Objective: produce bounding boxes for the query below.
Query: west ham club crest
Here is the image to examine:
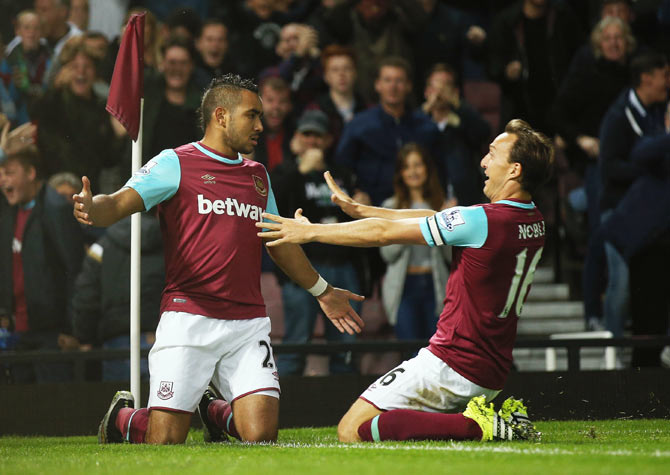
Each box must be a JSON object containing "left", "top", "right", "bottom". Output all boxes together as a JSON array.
[{"left": 157, "top": 380, "right": 174, "bottom": 400}]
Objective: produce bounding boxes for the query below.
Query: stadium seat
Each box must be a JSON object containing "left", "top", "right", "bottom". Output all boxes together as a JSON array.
[{"left": 462, "top": 80, "right": 501, "bottom": 134}]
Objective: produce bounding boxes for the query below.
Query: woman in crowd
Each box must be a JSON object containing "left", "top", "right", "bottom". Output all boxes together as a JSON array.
[{"left": 380, "top": 143, "right": 451, "bottom": 340}]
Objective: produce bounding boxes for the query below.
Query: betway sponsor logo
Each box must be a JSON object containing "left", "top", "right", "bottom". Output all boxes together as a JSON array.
[{"left": 197, "top": 194, "right": 264, "bottom": 221}]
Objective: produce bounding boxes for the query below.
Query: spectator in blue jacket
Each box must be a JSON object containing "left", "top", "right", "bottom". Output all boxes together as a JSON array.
[
  {"left": 335, "top": 56, "right": 444, "bottom": 206},
  {"left": 586, "top": 52, "right": 669, "bottom": 337}
]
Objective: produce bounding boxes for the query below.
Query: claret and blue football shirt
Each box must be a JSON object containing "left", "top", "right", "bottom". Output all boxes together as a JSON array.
[
  {"left": 125, "top": 141, "right": 278, "bottom": 320},
  {"left": 419, "top": 200, "right": 546, "bottom": 390}
]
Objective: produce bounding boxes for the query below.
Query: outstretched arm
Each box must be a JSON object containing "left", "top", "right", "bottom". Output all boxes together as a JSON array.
[
  {"left": 259, "top": 212, "right": 426, "bottom": 248},
  {"left": 325, "top": 171, "right": 437, "bottom": 220},
  {"left": 73, "top": 176, "right": 145, "bottom": 227},
  {"left": 265, "top": 229, "right": 365, "bottom": 335}
]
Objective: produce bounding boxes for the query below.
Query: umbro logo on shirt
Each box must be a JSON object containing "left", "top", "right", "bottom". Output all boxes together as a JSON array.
[{"left": 201, "top": 174, "right": 216, "bottom": 184}]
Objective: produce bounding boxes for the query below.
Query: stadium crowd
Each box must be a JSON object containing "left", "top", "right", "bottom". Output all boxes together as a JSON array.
[{"left": 1, "top": 0, "right": 669, "bottom": 383}]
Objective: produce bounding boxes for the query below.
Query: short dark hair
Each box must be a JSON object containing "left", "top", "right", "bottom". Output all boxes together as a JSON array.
[
  {"left": 630, "top": 51, "right": 668, "bottom": 87},
  {"left": 199, "top": 74, "right": 258, "bottom": 131},
  {"left": 376, "top": 56, "right": 412, "bottom": 82},
  {"left": 199, "top": 18, "right": 227, "bottom": 36},
  {"left": 3, "top": 146, "right": 45, "bottom": 180},
  {"left": 160, "top": 34, "right": 197, "bottom": 60},
  {"left": 504, "top": 119, "right": 554, "bottom": 196}
]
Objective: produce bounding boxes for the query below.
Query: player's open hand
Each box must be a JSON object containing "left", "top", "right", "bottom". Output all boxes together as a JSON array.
[
  {"left": 324, "top": 171, "right": 364, "bottom": 219},
  {"left": 316, "top": 285, "right": 365, "bottom": 335},
  {"left": 257, "top": 213, "right": 312, "bottom": 246},
  {"left": 73, "top": 176, "right": 94, "bottom": 225}
]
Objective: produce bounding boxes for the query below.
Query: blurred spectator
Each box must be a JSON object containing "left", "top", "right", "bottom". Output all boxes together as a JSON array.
[
  {"left": 82, "top": 30, "right": 108, "bottom": 58},
  {"left": 0, "top": 116, "right": 37, "bottom": 159},
  {"left": 271, "top": 109, "right": 362, "bottom": 375},
  {"left": 319, "top": 0, "right": 427, "bottom": 104},
  {"left": 72, "top": 213, "right": 164, "bottom": 381},
  {"left": 335, "top": 56, "right": 443, "bottom": 206},
  {"left": 412, "top": 0, "right": 487, "bottom": 88},
  {"left": 587, "top": 52, "right": 669, "bottom": 337},
  {"left": 30, "top": 37, "right": 122, "bottom": 192},
  {"left": 1, "top": 10, "right": 51, "bottom": 122},
  {"left": 141, "top": 35, "right": 201, "bottom": 163},
  {"left": 254, "top": 76, "right": 295, "bottom": 171},
  {"left": 488, "top": 0, "right": 583, "bottom": 134},
  {"left": 223, "top": 0, "right": 286, "bottom": 79},
  {"left": 310, "top": 44, "right": 366, "bottom": 154},
  {"left": 553, "top": 17, "right": 636, "bottom": 232},
  {"left": 274, "top": 23, "right": 325, "bottom": 112},
  {"left": 47, "top": 171, "right": 80, "bottom": 202},
  {"left": 194, "top": 19, "right": 233, "bottom": 84},
  {"left": 68, "top": 0, "right": 89, "bottom": 31},
  {"left": 421, "top": 63, "right": 490, "bottom": 205},
  {"left": 0, "top": 146, "right": 85, "bottom": 383},
  {"left": 380, "top": 143, "right": 450, "bottom": 340},
  {"left": 32, "top": 0, "right": 83, "bottom": 82},
  {"left": 0, "top": 0, "right": 33, "bottom": 47}
]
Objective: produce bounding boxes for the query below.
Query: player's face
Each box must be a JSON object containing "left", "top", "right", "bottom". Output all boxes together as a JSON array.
[
  {"left": 480, "top": 132, "right": 517, "bottom": 202},
  {"left": 600, "top": 23, "right": 626, "bottom": 63},
  {"left": 226, "top": 90, "right": 264, "bottom": 155},
  {"left": 400, "top": 151, "right": 428, "bottom": 191},
  {"left": 0, "top": 161, "right": 35, "bottom": 206}
]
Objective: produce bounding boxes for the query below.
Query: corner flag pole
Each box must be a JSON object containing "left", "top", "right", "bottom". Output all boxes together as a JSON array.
[
  {"left": 105, "top": 12, "right": 146, "bottom": 408},
  {"left": 129, "top": 100, "right": 143, "bottom": 408}
]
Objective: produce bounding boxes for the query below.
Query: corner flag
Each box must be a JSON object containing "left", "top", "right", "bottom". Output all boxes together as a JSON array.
[
  {"left": 106, "top": 13, "right": 145, "bottom": 141},
  {"left": 105, "top": 12, "right": 146, "bottom": 408}
]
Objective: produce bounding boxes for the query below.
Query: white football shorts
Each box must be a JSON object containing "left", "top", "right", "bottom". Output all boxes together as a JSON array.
[
  {"left": 360, "top": 348, "right": 500, "bottom": 413},
  {"left": 147, "top": 311, "right": 280, "bottom": 413}
]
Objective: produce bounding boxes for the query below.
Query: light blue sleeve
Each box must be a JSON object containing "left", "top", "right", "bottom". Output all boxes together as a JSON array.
[
  {"left": 420, "top": 206, "right": 488, "bottom": 248},
  {"left": 124, "top": 149, "right": 181, "bottom": 210},
  {"left": 264, "top": 170, "right": 279, "bottom": 216},
  {"left": 262, "top": 171, "right": 279, "bottom": 232}
]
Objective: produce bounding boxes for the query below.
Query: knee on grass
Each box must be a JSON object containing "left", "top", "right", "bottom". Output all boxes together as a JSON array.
[
  {"left": 238, "top": 423, "right": 278, "bottom": 443},
  {"left": 337, "top": 418, "right": 362, "bottom": 443}
]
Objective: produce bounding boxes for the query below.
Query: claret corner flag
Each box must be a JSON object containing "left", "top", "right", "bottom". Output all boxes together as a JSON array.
[{"left": 106, "top": 12, "right": 145, "bottom": 141}]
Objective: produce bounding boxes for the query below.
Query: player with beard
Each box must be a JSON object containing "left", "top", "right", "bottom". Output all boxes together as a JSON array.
[
  {"left": 74, "top": 74, "right": 364, "bottom": 445},
  {"left": 259, "top": 119, "right": 554, "bottom": 442}
]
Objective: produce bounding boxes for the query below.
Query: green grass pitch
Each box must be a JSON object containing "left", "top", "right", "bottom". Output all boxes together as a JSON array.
[{"left": 2, "top": 420, "right": 669, "bottom": 475}]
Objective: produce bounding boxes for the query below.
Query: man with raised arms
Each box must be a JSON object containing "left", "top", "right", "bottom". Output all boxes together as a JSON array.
[
  {"left": 259, "top": 119, "right": 554, "bottom": 442},
  {"left": 74, "top": 74, "right": 364, "bottom": 445}
]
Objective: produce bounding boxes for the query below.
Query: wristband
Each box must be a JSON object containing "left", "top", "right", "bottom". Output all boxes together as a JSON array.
[{"left": 307, "top": 275, "right": 329, "bottom": 297}]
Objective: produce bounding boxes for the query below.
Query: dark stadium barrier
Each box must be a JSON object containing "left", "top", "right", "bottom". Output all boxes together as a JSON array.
[{"left": 1, "top": 337, "right": 669, "bottom": 436}]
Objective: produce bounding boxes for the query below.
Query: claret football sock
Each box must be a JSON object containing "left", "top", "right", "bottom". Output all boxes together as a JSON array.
[
  {"left": 208, "top": 399, "right": 241, "bottom": 440},
  {"left": 116, "top": 407, "right": 149, "bottom": 444},
  {"left": 357, "top": 409, "right": 483, "bottom": 442}
]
